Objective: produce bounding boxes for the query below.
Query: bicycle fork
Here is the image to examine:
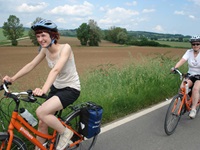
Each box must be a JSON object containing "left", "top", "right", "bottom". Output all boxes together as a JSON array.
[{"left": 172, "top": 96, "right": 185, "bottom": 116}]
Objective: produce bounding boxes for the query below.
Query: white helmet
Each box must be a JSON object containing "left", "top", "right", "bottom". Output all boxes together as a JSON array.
[{"left": 189, "top": 35, "right": 200, "bottom": 43}]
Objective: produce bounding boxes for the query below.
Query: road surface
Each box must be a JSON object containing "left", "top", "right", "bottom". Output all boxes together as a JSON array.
[{"left": 93, "top": 100, "right": 200, "bottom": 150}]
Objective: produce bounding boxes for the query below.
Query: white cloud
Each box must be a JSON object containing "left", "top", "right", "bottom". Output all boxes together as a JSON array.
[
  {"left": 189, "top": 15, "right": 196, "bottom": 19},
  {"left": 153, "top": 25, "right": 164, "bottom": 32},
  {"left": 142, "top": 9, "right": 155, "bottom": 13},
  {"left": 125, "top": 1, "right": 137, "bottom": 6},
  {"left": 49, "top": 1, "right": 94, "bottom": 17},
  {"left": 174, "top": 10, "right": 185, "bottom": 15},
  {"left": 16, "top": 2, "right": 48, "bottom": 12},
  {"left": 56, "top": 18, "right": 67, "bottom": 24},
  {"left": 99, "top": 7, "right": 142, "bottom": 29}
]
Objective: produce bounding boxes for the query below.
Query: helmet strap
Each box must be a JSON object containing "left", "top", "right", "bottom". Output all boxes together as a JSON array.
[{"left": 46, "top": 38, "right": 55, "bottom": 48}]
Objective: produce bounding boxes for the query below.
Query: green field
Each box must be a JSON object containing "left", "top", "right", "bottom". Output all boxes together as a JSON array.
[
  {"left": 157, "top": 40, "right": 191, "bottom": 48},
  {"left": 0, "top": 28, "right": 6, "bottom": 41},
  {"left": 0, "top": 28, "right": 29, "bottom": 41}
]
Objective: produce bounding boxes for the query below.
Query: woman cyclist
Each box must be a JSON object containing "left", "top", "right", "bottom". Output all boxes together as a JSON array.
[
  {"left": 2, "top": 19, "right": 81, "bottom": 150},
  {"left": 171, "top": 35, "right": 200, "bottom": 119}
]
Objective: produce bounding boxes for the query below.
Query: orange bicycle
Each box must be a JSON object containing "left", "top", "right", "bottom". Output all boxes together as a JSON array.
[
  {"left": 0, "top": 81, "right": 98, "bottom": 150},
  {"left": 164, "top": 69, "right": 200, "bottom": 135}
]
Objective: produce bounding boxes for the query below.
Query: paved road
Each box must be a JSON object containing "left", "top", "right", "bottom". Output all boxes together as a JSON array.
[{"left": 93, "top": 100, "right": 200, "bottom": 150}]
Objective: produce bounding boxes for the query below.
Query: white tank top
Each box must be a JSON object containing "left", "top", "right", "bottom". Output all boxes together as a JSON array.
[{"left": 45, "top": 45, "right": 80, "bottom": 91}]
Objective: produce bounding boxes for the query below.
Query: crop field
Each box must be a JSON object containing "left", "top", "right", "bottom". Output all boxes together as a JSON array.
[{"left": 0, "top": 37, "right": 186, "bottom": 90}]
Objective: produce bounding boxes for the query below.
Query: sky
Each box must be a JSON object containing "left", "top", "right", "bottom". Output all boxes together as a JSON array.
[{"left": 1, "top": 0, "right": 200, "bottom": 36}]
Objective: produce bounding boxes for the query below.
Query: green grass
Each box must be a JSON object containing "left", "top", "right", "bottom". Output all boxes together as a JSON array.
[
  {"left": 157, "top": 40, "right": 191, "bottom": 48},
  {"left": 0, "top": 28, "right": 6, "bottom": 41},
  {"left": 76, "top": 54, "right": 187, "bottom": 123}
]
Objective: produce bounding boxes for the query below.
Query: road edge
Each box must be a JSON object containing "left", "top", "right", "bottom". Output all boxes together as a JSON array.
[{"left": 100, "top": 99, "right": 171, "bottom": 134}]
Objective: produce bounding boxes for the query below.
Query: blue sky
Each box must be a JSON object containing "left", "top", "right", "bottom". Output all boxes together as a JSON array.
[{"left": 1, "top": 0, "right": 200, "bottom": 36}]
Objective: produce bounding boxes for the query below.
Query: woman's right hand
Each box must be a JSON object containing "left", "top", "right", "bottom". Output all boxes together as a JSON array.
[
  {"left": 2, "top": 75, "right": 13, "bottom": 83},
  {"left": 170, "top": 67, "right": 176, "bottom": 73}
]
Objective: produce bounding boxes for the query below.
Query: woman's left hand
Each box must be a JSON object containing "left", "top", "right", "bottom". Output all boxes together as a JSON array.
[{"left": 33, "top": 88, "right": 44, "bottom": 96}]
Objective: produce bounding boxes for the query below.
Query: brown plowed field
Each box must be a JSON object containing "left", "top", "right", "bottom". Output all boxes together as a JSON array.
[{"left": 0, "top": 37, "right": 186, "bottom": 90}]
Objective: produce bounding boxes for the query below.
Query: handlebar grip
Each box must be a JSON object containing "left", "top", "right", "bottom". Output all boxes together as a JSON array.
[
  {"left": 26, "top": 89, "right": 47, "bottom": 102},
  {"left": 39, "top": 94, "right": 48, "bottom": 99}
]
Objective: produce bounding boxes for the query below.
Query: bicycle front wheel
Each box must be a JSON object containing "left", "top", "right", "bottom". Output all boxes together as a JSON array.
[
  {"left": 164, "top": 94, "right": 183, "bottom": 135},
  {"left": 0, "top": 132, "right": 27, "bottom": 150},
  {"left": 64, "top": 109, "right": 97, "bottom": 150}
]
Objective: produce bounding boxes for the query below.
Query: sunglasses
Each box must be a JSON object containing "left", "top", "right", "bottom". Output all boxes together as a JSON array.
[{"left": 192, "top": 43, "right": 200, "bottom": 46}]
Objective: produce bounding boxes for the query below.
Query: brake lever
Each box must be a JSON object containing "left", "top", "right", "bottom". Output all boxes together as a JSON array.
[{"left": 27, "top": 89, "right": 37, "bottom": 102}]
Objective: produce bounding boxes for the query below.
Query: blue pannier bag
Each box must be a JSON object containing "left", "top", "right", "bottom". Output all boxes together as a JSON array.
[{"left": 79, "top": 102, "right": 103, "bottom": 138}]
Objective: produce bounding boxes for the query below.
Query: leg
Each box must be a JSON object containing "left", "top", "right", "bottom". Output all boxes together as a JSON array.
[
  {"left": 35, "top": 121, "right": 48, "bottom": 150},
  {"left": 189, "top": 80, "right": 200, "bottom": 118},
  {"left": 36, "top": 96, "right": 66, "bottom": 133},
  {"left": 36, "top": 96, "right": 73, "bottom": 150}
]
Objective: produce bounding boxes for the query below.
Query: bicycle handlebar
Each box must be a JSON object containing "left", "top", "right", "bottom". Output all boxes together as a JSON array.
[
  {"left": 172, "top": 68, "right": 183, "bottom": 80},
  {"left": 0, "top": 81, "right": 47, "bottom": 103}
]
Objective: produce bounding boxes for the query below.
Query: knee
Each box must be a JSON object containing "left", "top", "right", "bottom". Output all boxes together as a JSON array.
[{"left": 36, "top": 106, "right": 44, "bottom": 120}]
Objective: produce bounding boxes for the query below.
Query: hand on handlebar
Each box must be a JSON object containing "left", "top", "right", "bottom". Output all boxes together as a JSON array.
[
  {"left": 170, "top": 67, "right": 177, "bottom": 73},
  {"left": 2, "top": 75, "right": 13, "bottom": 83},
  {"left": 33, "top": 88, "right": 45, "bottom": 96}
]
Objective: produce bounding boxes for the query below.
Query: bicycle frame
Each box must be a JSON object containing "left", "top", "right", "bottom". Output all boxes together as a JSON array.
[
  {"left": 5, "top": 110, "right": 84, "bottom": 150},
  {"left": 175, "top": 80, "right": 192, "bottom": 116},
  {"left": 7, "top": 110, "right": 55, "bottom": 150}
]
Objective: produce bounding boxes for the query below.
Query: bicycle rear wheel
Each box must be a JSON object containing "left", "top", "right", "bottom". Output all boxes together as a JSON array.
[
  {"left": 64, "top": 109, "right": 97, "bottom": 150},
  {"left": 164, "top": 94, "right": 183, "bottom": 135},
  {"left": 0, "top": 132, "right": 27, "bottom": 150}
]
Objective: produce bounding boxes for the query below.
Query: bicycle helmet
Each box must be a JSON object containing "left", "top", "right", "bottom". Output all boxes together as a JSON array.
[
  {"left": 189, "top": 35, "right": 200, "bottom": 43},
  {"left": 31, "top": 19, "right": 58, "bottom": 32}
]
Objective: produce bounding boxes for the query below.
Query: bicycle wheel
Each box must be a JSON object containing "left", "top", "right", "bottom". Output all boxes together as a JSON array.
[
  {"left": 164, "top": 94, "right": 183, "bottom": 135},
  {"left": 64, "top": 109, "right": 97, "bottom": 150},
  {"left": 0, "top": 132, "right": 27, "bottom": 150}
]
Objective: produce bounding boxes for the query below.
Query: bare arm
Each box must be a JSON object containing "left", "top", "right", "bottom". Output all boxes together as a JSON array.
[{"left": 174, "top": 58, "right": 186, "bottom": 69}]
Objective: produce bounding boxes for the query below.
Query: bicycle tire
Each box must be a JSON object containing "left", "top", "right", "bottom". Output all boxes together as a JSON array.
[
  {"left": 0, "top": 132, "right": 27, "bottom": 150},
  {"left": 64, "top": 109, "right": 97, "bottom": 150},
  {"left": 164, "top": 94, "right": 183, "bottom": 135}
]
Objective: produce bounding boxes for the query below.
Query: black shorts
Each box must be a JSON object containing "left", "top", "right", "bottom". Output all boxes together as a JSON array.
[
  {"left": 189, "top": 74, "right": 200, "bottom": 84},
  {"left": 47, "top": 85, "right": 80, "bottom": 109}
]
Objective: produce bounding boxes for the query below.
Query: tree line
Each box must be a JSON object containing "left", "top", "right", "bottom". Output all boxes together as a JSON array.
[{"left": 2, "top": 15, "right": 190, "bottom": 47}]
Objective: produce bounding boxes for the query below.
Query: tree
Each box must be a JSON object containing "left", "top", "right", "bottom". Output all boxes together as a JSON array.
[
  {"left": 77, "top": 23, "right": 89, "bottom": 46},
  {"left": 117, "top": 31, "right": 128, "bottom": 44},
  {"left": 2, "top": 15, "right": 24, "bottom": 46},
  {"left": 28, "top": 17, "right": 43, "bottom": 46},
  {"left": 88, "top": 19, "right": 101, "bottom": 46},
  {"left": 77, "top": 19, "right": 101, "bottom": 46},
  {"left": 106, "top": 26, "right": 128, "bottom": 44}
]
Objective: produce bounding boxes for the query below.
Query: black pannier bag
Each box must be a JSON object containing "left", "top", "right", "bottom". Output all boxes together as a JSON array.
[{"left": 79, "top": 102, "right": 103, "bottom": 138}]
